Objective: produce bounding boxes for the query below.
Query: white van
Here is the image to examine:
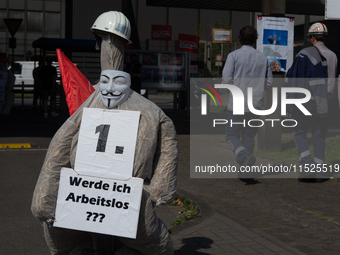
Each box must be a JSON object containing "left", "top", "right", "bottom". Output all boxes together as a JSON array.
[{"left": 9, "top": 61, "right": 60, "bottom": 90}]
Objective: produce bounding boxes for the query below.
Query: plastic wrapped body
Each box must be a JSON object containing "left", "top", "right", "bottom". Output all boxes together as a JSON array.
[{"left": 31, "top": 88, "right": 178, "bottom": 254}]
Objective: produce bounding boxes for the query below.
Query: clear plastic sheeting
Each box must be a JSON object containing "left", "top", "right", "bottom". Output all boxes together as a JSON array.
[
  {"left": 99, "top": 34, "right": 125, "bottom": 72},
  {"left": 31, "top": 32, "right": 178, "bottom": 253}
]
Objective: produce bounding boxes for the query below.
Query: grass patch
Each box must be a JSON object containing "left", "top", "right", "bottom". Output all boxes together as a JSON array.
[
  {"left": 254, "top": 137, "right": 340, "bottom": 166},
  {"left": 171, "top": 195, "right": 199, "bottom": 226}
]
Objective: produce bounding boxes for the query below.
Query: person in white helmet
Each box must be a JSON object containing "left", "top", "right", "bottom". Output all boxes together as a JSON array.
[
  {"left": 31, "top": 11, "right": 177, "bottom": 255},
  {"left": 307, "top": 22, "right": 338, "bottom": 96},
  {"left": 285, "top": 22, "right": 337, "bottom": 182}
]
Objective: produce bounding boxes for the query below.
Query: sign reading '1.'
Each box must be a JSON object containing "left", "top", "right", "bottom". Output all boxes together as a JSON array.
[
  {"left": 75, "top": 108, "right": 140, "bottom": 180},
  {"left": 54, "top": 168, "right": 143, "bottom": 239}
]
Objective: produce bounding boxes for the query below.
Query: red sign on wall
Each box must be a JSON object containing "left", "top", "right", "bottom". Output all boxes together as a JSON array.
[
  {"left": 178, "top": 34, "right": 199, "bottom": 54},
  {"left": 151, "top": 25, "right": 172, "bottom": 41}
]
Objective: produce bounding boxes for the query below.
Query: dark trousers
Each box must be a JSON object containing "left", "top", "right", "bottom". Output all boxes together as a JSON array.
[
  {"left": 292, "top": 112, "right": 328, "bottom": 175},
  {"left": 225, "top": 110, "right": 258, "bottom": 165}
]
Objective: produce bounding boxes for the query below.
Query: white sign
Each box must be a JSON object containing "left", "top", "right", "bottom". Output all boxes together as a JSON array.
[
  {"left": 212, "top": 29, "right": 232, "bottom": 43},
  {"left": 325, "top": 0, "right": 340, "bottom": 20},
  {"left": 215, "top": 54, "right": 222, "bottom": 62},
  {"left": 54, "top": 167, "right": 143, "bottom": 239},
  {"left": 256, "top": 16, "right": 295, "bottom": 72},
  {"left": 75, "top": 108, "right": 140, "bottom": 180},
  {"left": 190, "top": 65, "right": 198, "bottom": 74},
  {"left": 0, "top": 71, "right": 8, "bottom": 101}
]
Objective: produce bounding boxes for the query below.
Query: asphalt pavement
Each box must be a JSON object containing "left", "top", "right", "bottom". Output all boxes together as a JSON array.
[{"left": 1, "top": 95, "right": 340, "bottom": 255}]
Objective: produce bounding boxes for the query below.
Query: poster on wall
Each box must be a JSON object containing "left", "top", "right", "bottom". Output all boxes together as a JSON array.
[
  {"left": 256, "top": 16, "right": 294, "bottom": 72},
  {"left": 151, "top": 25, "right": 172, "bottom": 40},
  {"left": 178, "top": 33, "right": 199, "bottom": 54},
  {"left": 325, "top": 0, "right": 340, "bottom": 19},
  {"left": 212, "top": 29, "right": 232, "bottom": 43}
]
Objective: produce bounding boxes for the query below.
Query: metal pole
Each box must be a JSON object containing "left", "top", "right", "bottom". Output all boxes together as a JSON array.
[
  {"left": 12, "top": 40, "right": 15, "bottom": 65},
  {"left": 21, "top": 81, "right": 24, "bottom": 107}
]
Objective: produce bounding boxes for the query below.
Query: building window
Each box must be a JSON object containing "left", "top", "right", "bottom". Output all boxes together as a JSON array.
[
  {"left": 45, "top": 12, "right": 60, "bottom": 34},
  {"left": 27, "top": 11, "right": 43, "bottom": 32}
]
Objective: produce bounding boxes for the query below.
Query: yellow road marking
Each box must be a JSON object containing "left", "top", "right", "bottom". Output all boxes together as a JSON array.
[
  {"left": 279, "top": 199, "right": 339, "bottom": 225},
  {"left": 0, "top": 143, "right": 31, "bottom": 148}
]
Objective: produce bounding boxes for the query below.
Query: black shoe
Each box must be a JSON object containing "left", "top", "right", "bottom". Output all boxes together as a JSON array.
[
  {"left": 298, "top": 172, "right": 316, "bottom": 182},
  {"left": 238, "top": 155, "right": 257, "bottom": 183},
  {"left": 238, "top": 178, "right": 257, "bottom": 184},
  {"left": 298, "top": 178, "right": 315, "bottom": 183},
  {"left": 242, "top": 154, "right": 256, "bottom": 166}
]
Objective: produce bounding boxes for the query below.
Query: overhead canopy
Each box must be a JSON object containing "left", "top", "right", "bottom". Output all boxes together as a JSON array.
[
  {"left": 32, "top": 38, "right": 97, "bottom": 53},
  {"left": 146, "top": 0, "right": 325, "bottom": 16}
]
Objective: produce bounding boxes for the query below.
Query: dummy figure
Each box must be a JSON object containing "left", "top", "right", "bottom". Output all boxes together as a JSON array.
[{"left": 31, "top": 11, "right": 178, "bottom": 255}]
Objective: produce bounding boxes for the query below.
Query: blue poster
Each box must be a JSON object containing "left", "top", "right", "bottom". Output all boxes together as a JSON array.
[{"left": 256, "top": 16, "right": 294, "bottom": 72}]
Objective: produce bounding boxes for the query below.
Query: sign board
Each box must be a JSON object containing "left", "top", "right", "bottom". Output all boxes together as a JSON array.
[
  {"left": 0, "top": 71, "right": 8, "bottom": 101},
  {"left": 178, "top": 33, "right": 199, "bottom": 54},
  {"left": 325, "top": 0, "right": 340, "bottom": 19},
  {"left": 74, "top": 108, "right": 140, "bottom": 180},
  {"left": 3, "top": 18, "right": 23, "bottom": 37},
  {"left": 54, "top": 167, "right": 143, "bottom": 239},
  {"left": 215, "top": 62, "right": 223, "bottom": 67},
  {"left": 212, "top": 29, "right": 232, "bottom": 43},
  {"left": 151, "top": 25, "right": 172, "bottom": 40},
  {"left": 125, "top": 50, "right": 189, "bottom": 90},
  {"left": 256, "top": 16, "right": 294, "bottom": 72},
  {"left": 215, "top": 54, "right": 223, "bottom": 62},
  {"left": 190, "top": 65, "right": 198, "bottom": 74}
]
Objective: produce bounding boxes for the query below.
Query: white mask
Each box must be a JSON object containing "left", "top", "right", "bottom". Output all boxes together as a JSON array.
[{"left": 99, "top": 70, "right": 131, "bottom": 109}]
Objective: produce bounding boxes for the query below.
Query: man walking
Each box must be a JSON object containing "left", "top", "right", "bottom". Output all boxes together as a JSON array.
[
  {"left": 40, "top": 57, "right": 58, "bottom": 118},
  {"left": 223, "top": 25, "right": 273, "bottom": 183},
  {"left": 285, "top": 22, "right": 337, "bottom": 182},
  {"left": 32, "top": 60, "right": 44, "bottom": 110}
]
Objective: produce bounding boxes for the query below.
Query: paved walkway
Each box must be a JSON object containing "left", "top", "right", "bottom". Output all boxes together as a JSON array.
[
  {"left": 172, "top": 213, "right": 304, "bottom": 255},
  {"left": 156, "top": 185, "right": 306, "bottom": 255},
  {"left": 5, "top": 95, "right": 340, "bottom": 254}
]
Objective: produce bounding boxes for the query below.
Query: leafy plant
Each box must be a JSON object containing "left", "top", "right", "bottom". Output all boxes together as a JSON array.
[
  {"left": 171, "top": 195, "right": 200, "bottom": 226},
  {"left": 212, "top": 17, "right": 232, "bottom": 29}
]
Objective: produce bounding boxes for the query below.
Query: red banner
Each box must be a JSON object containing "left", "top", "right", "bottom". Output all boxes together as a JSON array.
[
  {"left": 151, "top": 25, "right": 172, "bottom": 41},
  {"left": 178, "top": 33, "right": 199, "bottom": 54},
  {"left": 57, "top": 49, "right": 95, "bottom": 116}
]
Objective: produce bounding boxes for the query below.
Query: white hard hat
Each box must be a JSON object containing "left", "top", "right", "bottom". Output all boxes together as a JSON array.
[
  {"left": 307, "top": 22, "right": 328, "bottom": 36},
  {"left": 91, "top": 11, "right": 132, "bottom": 44}
]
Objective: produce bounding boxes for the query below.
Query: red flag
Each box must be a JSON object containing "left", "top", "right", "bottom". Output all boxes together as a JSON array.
[{"left": 57, "top": 49, "right": 95, "bottom": 115}]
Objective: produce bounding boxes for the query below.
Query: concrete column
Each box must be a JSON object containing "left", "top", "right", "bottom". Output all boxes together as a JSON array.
[
  {"left": 262, "top": 0, "right": 286, "bottom": 16},
  {"left": 304, "top": 15, "right": 310, "bottom": 48},
  {"left": 258, "top": 72, "right": 285, "bottom": 152},
  {"left": 262, "top": 0, "right": 271, "bottom": 15}
]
